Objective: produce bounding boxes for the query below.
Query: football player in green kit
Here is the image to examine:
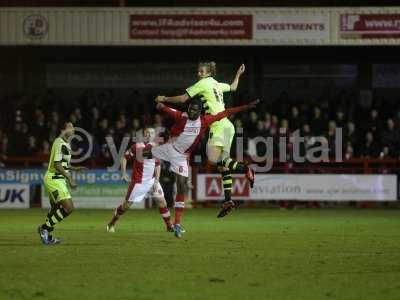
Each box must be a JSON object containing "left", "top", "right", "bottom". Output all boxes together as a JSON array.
[
  {"left": 156, "top": 62, "right": 255, "bottom": 218},
  {"left": 37, "top": 122, "right": 86, "bottom": 245}
]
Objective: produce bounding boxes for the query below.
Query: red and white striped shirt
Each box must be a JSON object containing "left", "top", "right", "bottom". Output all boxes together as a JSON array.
[
  {"left": 159, "top": 104, "right": 249, "bottom": 154},
  {"left": 125, "top": 142, "right": 160, "bottom": 184}
]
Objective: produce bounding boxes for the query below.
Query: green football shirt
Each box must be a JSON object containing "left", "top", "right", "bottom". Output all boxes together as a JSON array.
[
  {"left": 186, "top": 77, "right": 231, "bottom": 115},
  {"left": 47, "top": 137, "right": 71, "bottom": 175}
]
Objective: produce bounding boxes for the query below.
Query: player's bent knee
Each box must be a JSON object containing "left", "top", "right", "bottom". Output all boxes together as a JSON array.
[{"left": 61, "top": 198, "right": 74, "bottom": 213}]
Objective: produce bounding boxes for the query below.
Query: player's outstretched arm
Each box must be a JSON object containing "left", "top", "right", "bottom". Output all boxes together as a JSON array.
[
  {"left": 205, "top": 99, "right": 260, "bottom": 125},
  {"left": 155, "top": 93, "right": 190, "bottom": 104},
  {"left": 156, "top": 103, "right": 183, "bottom": 120},
  {"left": 230, "top": 64, "right": 245, "bottom": 92}
]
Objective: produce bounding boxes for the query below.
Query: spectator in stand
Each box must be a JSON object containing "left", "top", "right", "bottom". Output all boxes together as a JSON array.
[
  {"left": 246, "top": 111, "right": 259, "bottom": 138},
  {"left": 0, "top": 130, "right": 4, "bottom": 143},
  {"left": 153, "top": 113, "right": 165, "bottom": 137},
  {"left": 327, "top": 120, "right": 337, "bottom": 158},
  {"left": 254, "top": 120, "right": 265, "bottom": 136},
  {"left": 344, "top": 142, "right": 354, "bottom": 160},
  {"left": 345, "top": 122, "right": 358, "bottom": 150},
  {"left": 37, "top": 139, "right": 50, "bottom": 169},
  {"left": 100, "top": 128, "right": 115, "bottom": 162},
  {"left": 334, "top": 109, "right": 346, "bottom": 129},
  {"left": 89, "top": 107, "right": 100, "bottom": 132},
  {"left": 310, "top": 106, "right": 325, "bottom": 136},
  {"left": 234, "top": 118, "right": 243, "bottom": 130},
  {"left": 379, "top": 146, "right": 391, "bottom": 159},
  {"left": 96, "top": 118, "right": 109, "bottom": 146},
  {"left": 263, "top": 112, "right": 271, "bottom": 132},
  {"left": 131, "top": 118, "right": 143, "bottom": 143},
  {"left": 359, "top": 132, "right": 379, "bottom": 158},
  {"left": 27, "top": 136, "right": 39, "bottom": 156},
  {"left": 279, "top": 119, "right": 291, "bottom": 159},
  {"left": 40, "top": 140, "right": 51, "bottom": 156},
  {"left": 247, "top": 117, "right": 267, "bottom": 158},
  {"left": 269, "top": 115, "right": 279, "bottom": 136},
  {"left": 280, "top": 119, "right": 289, "bottom": 135},
  {"left": 289, "top": 106, "right": 303, "bottom": 132},
  {"left": 69, "top": 113, "right": 77, "bottom": 125},
  {"left": 32, "top": 109, "right": 48, "bottom": 144},
  {"left": 48, "top": 123, "right": 59, "bottom": 143},
  {"left": 114, "top": 119, "right": 126, "bottom": 148},
  {"left": 301, "top": 123, "right": 311, "bottom": 138},
  {"left": 2, "top": 88, "right": 400, "bottom": 163},
  {"left": 367, "top": 109, "right": 382, "bottom": 135},
  {"left": 72, "top": 108, "right": 85, "bottom": 128},
  {"left": 0, "top": 131, "right": 8, "bottom": 166},
  {"left": 299, "top": 124, "right": 312, "bottom": 158},
  {"left": 49, "top": 111, "right": 60, "bottom": 129},
  {"left": 15, "top": 109, "right": 23, "bottom": 123},
  {"left": 256, "top": 120, "right": 268, "bottom": 157},
  {"left": 381, "top": 118, "right": 399, "bottom": 157},
  {"left": 118, "top": 113, "right": 127, "bottom": 129},
  {"left": 9, "top": 122, "right": 28, "bottom": 156}
]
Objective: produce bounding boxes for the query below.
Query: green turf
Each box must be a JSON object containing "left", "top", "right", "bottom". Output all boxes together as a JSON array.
[{"left": 1, "top": 209, "right": 400, "bottom": 300}]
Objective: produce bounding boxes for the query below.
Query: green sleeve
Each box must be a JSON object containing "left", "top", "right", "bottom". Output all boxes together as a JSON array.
[
  {"left": 53, "top": 140, "right": 63, "bottom": 162},
  {"left": 218, "top": 82, "right": 231, "bottom": 93},
  {"left": 186, "top": 80, "right": 205, "bottom": 98}
]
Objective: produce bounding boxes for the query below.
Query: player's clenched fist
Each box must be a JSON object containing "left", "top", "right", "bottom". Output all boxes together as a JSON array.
[
  {"left": 237, "top": 64, "right": 245, "bottom": 76},
  {"left": 247, "top": 99, "right": 260, "bottom": 109},
  {"left": 155, "top": 95, "right": 166, "bottom": 103}
]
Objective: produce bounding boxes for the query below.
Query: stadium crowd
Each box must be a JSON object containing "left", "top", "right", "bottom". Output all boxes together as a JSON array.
[{"left": 0, "top": 88, "right": 399, "bottom": 166}]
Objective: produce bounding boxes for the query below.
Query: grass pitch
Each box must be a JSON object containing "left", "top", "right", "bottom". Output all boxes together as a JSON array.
[{"left": 0, "top": 208, "right": 400, "bottom": 300}]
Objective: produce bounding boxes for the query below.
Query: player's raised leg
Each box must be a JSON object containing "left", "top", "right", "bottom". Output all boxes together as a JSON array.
[
  {"left": 209, "top": 123, "right": 255, "bottom": 186},
  {"left": 207, "top": 122, "right": 254, "bottom": 218}
]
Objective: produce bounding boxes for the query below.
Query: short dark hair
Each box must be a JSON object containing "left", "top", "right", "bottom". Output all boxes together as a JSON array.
[
  {"left": 187, "top": 97, "right": 203, "bottom": 109},
  {"left": 60, "top": 122, "right": 73, "bottom": 132}
]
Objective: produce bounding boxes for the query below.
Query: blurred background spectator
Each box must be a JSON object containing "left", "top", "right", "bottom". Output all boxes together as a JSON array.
[{"left": 1, "top": 87, "right": 399, "bottom": 166}]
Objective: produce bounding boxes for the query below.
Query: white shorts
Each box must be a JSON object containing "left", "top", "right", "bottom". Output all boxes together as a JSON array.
[
  {"left": 151, "top": 143, "right": 189, "bottom": 177},
  {"left": 125, "top": 178, "right": 164, "bottom": 203}
]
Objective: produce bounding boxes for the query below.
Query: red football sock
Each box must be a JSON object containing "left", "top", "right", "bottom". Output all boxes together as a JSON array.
[
  {"left": 109, "top": 204, "right": 126, "bottom": 226},
  {"left": 174, "top": 194, "right": 186, "bottom": 225},
  {"left": 159, "top": 207, "right": 172, "bottom": 229}
]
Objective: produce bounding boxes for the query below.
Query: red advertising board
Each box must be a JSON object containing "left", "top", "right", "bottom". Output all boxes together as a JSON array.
[
  {"left": 130, "top": 14, "right": 252, "bottom": 39},
  {"left": 341, "top": 14, "right": 400, "bottom": 38},
  {"left": 204, "top": 175, "right": 250, "bottom": 199}
]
